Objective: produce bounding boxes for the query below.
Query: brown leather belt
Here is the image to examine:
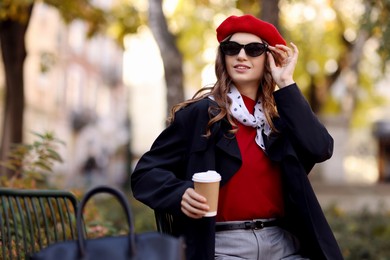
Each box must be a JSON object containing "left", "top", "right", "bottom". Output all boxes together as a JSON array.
[{"left": 215, "top": 220, "right": 279, "bottom": 232}]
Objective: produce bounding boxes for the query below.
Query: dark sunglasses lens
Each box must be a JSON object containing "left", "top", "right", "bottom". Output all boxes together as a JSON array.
[
  {"left": 245, "top": 43, "right": 267, "bottom": 57},
  {"left": 221, "top": 42, "right": 242, "bottom": 55},
  {"left": 221, "top": 42, "right": 267, "bottom": 57}
]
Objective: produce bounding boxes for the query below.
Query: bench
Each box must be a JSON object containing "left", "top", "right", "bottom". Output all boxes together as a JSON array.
[{"left": 0, "top": 188, "right": 79, "bottom": 260}]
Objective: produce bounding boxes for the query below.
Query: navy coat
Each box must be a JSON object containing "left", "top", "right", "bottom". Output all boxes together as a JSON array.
[{"left": 131, "top": 84, "right": 343, "bottom": 260}]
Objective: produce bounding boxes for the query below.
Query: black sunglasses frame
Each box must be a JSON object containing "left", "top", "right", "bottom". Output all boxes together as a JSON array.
[{"left": 220, "top": 41, "right": 268, "bottom": 57}]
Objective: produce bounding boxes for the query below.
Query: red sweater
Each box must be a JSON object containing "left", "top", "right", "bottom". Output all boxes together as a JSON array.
[{"left": 216, "top": 95, "right": 284, "bottom": 221}]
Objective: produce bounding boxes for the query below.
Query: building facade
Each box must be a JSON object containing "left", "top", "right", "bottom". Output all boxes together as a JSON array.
[{"left": 19, "top": 2, "right": 129, "bottom": 188}]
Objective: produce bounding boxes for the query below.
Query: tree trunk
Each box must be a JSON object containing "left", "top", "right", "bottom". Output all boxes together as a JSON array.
[
  {"left": 0, "top": 5, "right": 33, "bottom": 175},
  {"left": 259, "top": 0, "right": 280, "bottom": 29},
  {"left": 333, "top": 29, "right": 368, "bottom": 119},
  {"left": 148, "top": 0, "right": 184, "bottom": 117}
]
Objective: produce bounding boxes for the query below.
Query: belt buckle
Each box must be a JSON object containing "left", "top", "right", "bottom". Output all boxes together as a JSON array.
[
  {"left": 254, "top": 220, "right": 264, "bottom": 230},
  {"left": 244, "top": 220, "right": 265, "bottom": 230},
  {"left": 244, "top": 221, "right": 255, "bottom": 229}
]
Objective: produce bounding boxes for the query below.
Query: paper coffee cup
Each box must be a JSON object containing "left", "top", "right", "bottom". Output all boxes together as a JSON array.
[{"left": 192, "top": 170, "right": 221, "bottom": 217}]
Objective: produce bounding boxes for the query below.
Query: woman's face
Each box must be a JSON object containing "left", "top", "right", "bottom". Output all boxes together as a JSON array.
[{"left": 224, "top": 32, "right": 266, "bottom": 90}]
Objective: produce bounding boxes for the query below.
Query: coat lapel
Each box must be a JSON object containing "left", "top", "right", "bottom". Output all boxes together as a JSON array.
[
  {"left": 215, "top": 134, "right": 241, "bottom": 161},
  {"left": 263, "top": 117, "right": 285, "bottom": 162}
]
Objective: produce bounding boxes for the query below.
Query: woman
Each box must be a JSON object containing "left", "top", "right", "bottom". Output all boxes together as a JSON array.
[{"left": 131, "top": 14, "right": 343, "bottom": 260}]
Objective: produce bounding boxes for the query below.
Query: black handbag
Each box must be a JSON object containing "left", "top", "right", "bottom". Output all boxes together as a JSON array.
[{"left": 29, "top": 185, "right": 185, "bottom": 260}]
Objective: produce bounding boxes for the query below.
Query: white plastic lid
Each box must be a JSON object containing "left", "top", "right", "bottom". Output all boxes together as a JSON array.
[{"left": 192, "top": 170, "right": 221, "bottom": 183}]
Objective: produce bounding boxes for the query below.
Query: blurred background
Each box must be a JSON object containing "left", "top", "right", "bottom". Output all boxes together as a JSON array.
[{"left": 1, "top": 0, "right": 390, "bottom": 258}]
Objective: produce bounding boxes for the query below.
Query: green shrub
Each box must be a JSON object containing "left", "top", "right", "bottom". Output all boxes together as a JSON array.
[
  {"left": 0, "top": 131, "right": 64, "bottom": 188},
  {"left": 81, "top": 193, "right": 156, "bottom": 237},
  {"left": 325, "top": 205, "right": 390, "bottom": 259}
]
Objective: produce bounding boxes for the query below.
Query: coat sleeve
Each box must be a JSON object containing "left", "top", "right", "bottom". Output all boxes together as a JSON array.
[
  {"left": 130, "top": 110, "right": 193, "bottom": 215},
  {"left": 273, "top": 84, "right": 333, "bottom": 163}
]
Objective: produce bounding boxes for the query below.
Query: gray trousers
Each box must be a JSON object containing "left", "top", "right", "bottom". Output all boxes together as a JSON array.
[{"left": 215, "top": 221, "right": 309, "bottom": 260}]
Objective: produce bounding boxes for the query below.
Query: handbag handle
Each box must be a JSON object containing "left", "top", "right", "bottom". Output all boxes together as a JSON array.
[{"left": 76, "top": 186, "right": 136, "bottom": 258}]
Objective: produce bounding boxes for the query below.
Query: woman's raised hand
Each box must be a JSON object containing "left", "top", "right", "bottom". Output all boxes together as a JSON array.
[{"left": 267, "top": 42, "right": 299, "bottom": 88}]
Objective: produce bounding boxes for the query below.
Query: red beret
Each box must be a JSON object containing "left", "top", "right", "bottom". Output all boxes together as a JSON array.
[{"left": 216, "top": 14, "right": 286, "bottom": 46}]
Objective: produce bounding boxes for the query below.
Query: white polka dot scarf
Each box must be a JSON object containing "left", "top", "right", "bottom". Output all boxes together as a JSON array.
[{"left": 227, "top": 85, "right": 271, "bottom": 150}]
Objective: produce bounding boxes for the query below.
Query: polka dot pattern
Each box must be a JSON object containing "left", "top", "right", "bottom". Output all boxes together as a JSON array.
[{"left": 227, "top": 85, "right": 271, "bottom": 150}]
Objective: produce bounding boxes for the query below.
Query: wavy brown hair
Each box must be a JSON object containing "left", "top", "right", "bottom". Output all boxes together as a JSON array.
[{"left": 168, "top": 41, "right": 282, "bottom": 137}]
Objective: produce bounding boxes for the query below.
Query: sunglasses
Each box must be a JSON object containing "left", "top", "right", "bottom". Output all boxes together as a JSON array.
[{"left": 220, "top": 41, "right": 268, "bottom": 57}]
